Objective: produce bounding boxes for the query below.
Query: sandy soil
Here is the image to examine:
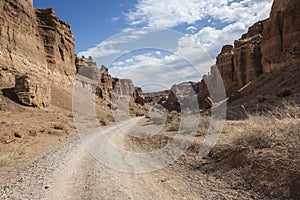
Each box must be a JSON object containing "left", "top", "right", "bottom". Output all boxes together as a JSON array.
[{"left": 0, "top": 118, "right": 269, "bottom": 200}]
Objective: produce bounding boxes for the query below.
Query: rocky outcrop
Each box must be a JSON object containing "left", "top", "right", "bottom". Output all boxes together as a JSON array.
[
  {"left": 76, "top": 56, "right": 99, "bottom": 80},
  {"left": 14, "top": 74, "right": 50, "bottom": 107},
  {"left": 233, "top": 21, "right": 264, "bottom": 87},
  {"left": 0, "top": 0, "right": 76, "bottom": 107},
  {"left": 215, "top": 22, "right": 264, "bottom": 90},
  {"left": 35, "top": 8, "right": 76, "bottom": 85},
  {"left": 133, "top": 87, "right": 146, "bottom": 105},
  {"left": 112, "top": 78, "right": 135, "bottom": 96},
  {"left": 261, "top": 0, "right": 300, "bottom": 73},
  {"left": 216, "top": 45, "right": 236, "bottom": 89},
  {"left": 144, "top": 90, "right": 170, "bottom": 106},
  {"left": 76, "top": 56, "right": 143, "bottom": 105},
  {"left": 216, "top": 0, "right": 299, "bottom": 90}
]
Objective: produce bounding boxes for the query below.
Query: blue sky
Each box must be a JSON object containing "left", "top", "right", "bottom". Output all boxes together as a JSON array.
[
  {"left": 34, "top": 0, "right": 135, "bottom": 53},
  {"left": 34, "top": 0, "right": 273, "bottom": 92}
]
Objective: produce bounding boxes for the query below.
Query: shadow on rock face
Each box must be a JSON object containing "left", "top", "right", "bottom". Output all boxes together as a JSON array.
[{"left": 2, "top": 88, "right": 21, "bottom": 105}]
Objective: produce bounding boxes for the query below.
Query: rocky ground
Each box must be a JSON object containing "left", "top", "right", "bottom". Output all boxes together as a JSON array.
[{"left": 0, "top": 118, "right": 272, "bottom": 200}]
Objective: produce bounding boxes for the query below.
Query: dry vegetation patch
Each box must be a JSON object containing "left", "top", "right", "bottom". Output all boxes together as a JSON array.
[{"left": 208, "top": 104, "right": 300, "bottom": 199}]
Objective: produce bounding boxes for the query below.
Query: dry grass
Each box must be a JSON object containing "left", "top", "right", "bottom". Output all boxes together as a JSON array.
[
  {"left": 211, "top": 104, "right": 300, "bottom": 199},
  {"left": 0, "top": 144, "right": 25, "bottom": 166},
  {"left": 150, "top": 112, "right": 166, "bottom": 125}
]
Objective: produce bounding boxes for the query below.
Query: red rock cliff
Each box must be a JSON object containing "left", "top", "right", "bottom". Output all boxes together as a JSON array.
[
  {"left": 0, "top": 0, "right": 76, "bottom": 107},
  {"left": 261, "top": 0, "right": 300, "bottom": 73}
]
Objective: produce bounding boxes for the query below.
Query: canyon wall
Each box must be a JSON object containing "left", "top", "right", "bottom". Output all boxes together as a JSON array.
[
  {"left": 261, "top": 0, "right": 300, "bottom": 73},
  {"left": 76, "top": 56, "right": 145, "bottom": 105},
  {"left": 147, "top": 0, "right": 300, "bottom": 112},
  {"left": 0, "top": 0, "right": 76, "bottom": 107},
  {"left": 216, "top": 0, "right": 300, "bottom": 90}
]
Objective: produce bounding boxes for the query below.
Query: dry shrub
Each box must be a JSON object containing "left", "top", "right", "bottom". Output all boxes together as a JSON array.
[
  {"left": 222, "top": 104, "right": 300, "bottom": 199},
  {"left": 0, "top": 144, "right": 25, "bottom": 166},
  {"left": 151, "top": 112, "right": 166, "bottom": 125}
]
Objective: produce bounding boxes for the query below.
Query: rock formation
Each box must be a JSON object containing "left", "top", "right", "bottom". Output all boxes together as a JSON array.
[
  {"left": 216, "top": 0, "right": 300, "bottom": 90},
  {"left": 0, "top": 0, "right": 76, "bottom": 107},
  {"left": 76, "top": 56, "right": 143, "bottom": 105},
  {"left": 35, "top": 8, "right": 76, "bottom": 85},
  {"left": 261, "top": 0, "right": 300, "bottom": 73},
  {"left": 14, "top": 74, "right": 50, "bottom": 107},
  {"left": 233, "top": 21, "right": 264, "bottom": 87},
  {"left": 133, "top": 87, "right": 146, "bottom": 106},
  {"left": 144, "top": 90, "right": 170, "bottom": 106},
  {"left": 216, "top": 45, "right": 236, "bottom": 89},
  {"left": 147, "top": 0, "right": 300, "bottom": 113}
]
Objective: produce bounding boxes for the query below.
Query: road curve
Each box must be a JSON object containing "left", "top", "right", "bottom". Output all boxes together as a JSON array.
[{"left": 0, "top": 118, "right": 267, "bottom": 200}]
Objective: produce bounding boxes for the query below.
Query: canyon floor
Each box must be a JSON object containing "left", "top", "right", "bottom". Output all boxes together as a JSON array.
[{"left": 0, "top": 117, "right": 274, "bottom": 200}]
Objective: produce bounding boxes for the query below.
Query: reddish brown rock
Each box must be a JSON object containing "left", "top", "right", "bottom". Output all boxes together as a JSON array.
[
  {"left": 14, "top": 74, "right": 51, "bottom": 107},
  {"left": 0, "top": 0, "right": 76, "bottom": 107},
  {"left": 233, "top": 21, "right": 264, "bottom": 87},
  {"left": 261, "top": 0, "right": 300, "bottom": 73},
  {"left": 144, "top": 90, "right": 170, "bottom": 106},
  {"left": 216, "top": 45, "right": 236, "bottom": 89},
  {"left": 133, "top": 87, "right": 146, "bottom": 106},
  {"left": 35, "top": 8, "right": 76, "bottom": 85}
]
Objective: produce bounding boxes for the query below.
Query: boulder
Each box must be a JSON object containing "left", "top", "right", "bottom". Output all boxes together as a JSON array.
[{"left": 14, "top": 74, "right": 51, "bottom": 107}]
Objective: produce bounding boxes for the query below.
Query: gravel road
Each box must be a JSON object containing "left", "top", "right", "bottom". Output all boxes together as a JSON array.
[{"left": 0, "top": 118, "right": 268, "bottom": 200}]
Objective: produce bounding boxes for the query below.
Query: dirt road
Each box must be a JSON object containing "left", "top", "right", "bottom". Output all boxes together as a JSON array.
[{"left": 0, "top": 118, "right": 267, "bottom": 199}]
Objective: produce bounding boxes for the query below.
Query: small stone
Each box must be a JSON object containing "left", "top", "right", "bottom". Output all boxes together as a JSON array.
[
  {"left": 14, "top": 132, "right": 22, "bottom": 138},
  {"left": 29, "top": 130, "right": 37, "bottom": 136},
  {"left": 277, "top": 89, "right": 292, "bottom": 97},
  {"left": 256, "top": 95, "right": 266, "bottom": 102}
]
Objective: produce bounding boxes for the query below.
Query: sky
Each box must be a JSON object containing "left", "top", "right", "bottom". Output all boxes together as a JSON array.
[{"left": 34, "top": 0, "right": 273, "bottom": 92}]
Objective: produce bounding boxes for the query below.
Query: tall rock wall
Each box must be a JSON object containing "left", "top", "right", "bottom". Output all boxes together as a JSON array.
[
  {"left": 76, "top": 57, "right": 139, "bottom": 103},
  {"left": 0, "top": 0, "right": 76, "bottom": 107},
  {"left": 35, "top": 8, "right": 76, "bottom": 85},
  {"left": 216, "top": 45, "right": 236, "bottom": 89},
  {"left": 216, "top": 21, "right": 264, "bottom": 89},
  {"left": 149, "top": 0, "right": 300, "bottom": 111},
  {"left": 233, "top": 21, "right": 264, "bottom": 87},
  {"left": 261, "top": 0, "right": 300, "bottom": 73},
  {"left": 0, "top": 0, "right": 48, "bottom": 85},
  {"left": 216, "top": 0, "right": 300, "bottom": 90}
]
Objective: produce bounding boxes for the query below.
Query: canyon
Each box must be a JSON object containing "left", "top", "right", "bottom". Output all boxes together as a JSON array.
[
  {"left": 0, "top": 0, "right": 299, "bottom": 199},
  {"left": 146, "top": 0, "right": 300, "bottom": 117}
]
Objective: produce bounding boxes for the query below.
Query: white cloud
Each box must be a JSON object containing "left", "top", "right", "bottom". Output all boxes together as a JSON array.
[
  {"left": 111, "top": 17, "right": 120, "bottom": 21},
  {"left": 195, "top": 22, "right": 247, "bottom": 57},
  {"left": 126, "top": 0, "right": 273, "bottom": 58},
  {"left": 79, "top": 0, "right": 273, "bottom": 92},
  {"left": 109, "top": 35, "right": 213, "bottom": 92},
  {"left": 126, "top": 0, "right": 272, "bottom": 29},
  {"left": 186, "top": 26, "right": 197, "bottom": 33}
]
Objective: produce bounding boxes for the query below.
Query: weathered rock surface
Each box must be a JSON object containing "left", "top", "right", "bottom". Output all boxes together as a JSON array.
[
  {"left": 148, "top": 0, "right": 300, "bottom": 113},
  {"left": 76, "top": 56, "right": 144, "bottom": 107},
  {"left": 261, "top": 0, "right": 300, "bottom": 73},
  {"left": 0, "top": 0, "right": 76, "bottom": 107},
  {"left": 216, "top": 45, "right": 236, "bottom": 89},
  {"left": 14, "top": 74, "right": 50, "bottom": 107},
  {"left": 112, "top": 78, "right": 135, "bottom": 96},
  {"left": 233, "top": 21, "right": 264, "bottom": 87},
  {"left": 35, "top": 8, "right": 76, "bottom": 85},
  {"left": 144, "top": 90, "right": 170, "bottom": 106},
  {"left": 133, "top": 87, "right": 146, "bottom": 106}
]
